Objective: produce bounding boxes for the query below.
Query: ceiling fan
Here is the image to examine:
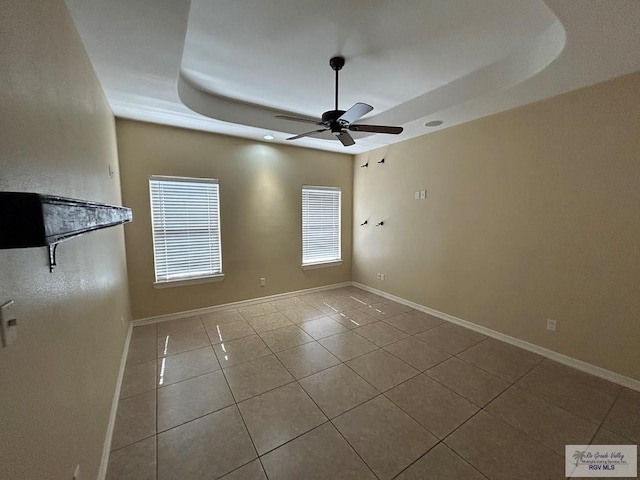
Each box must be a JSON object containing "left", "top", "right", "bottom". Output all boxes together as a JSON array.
[{"left": 275, "top": 56, "right": 403, "bottom": 146}]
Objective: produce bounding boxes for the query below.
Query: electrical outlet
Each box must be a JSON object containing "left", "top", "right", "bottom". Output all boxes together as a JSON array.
[
  {"left": 414, "top": 191, "right": 420, "bottom": 200},
  {"left": 546, "top": 319, "right": 556, "bottom": 332},
  {"left": 73, "top": 464, "right": 81, "bottom": 480},
  {"left": 260, "top": 277, "right": 266, "bottom": 287},
  {"left": 0, "top": 300, "right": 17, "bottom": 348},
  {"left": 380, "top": 273, "right": 385, "bottom": 281}
]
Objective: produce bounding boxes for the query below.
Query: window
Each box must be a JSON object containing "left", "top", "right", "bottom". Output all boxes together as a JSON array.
[
  {"left": 149, "top": 176, "right": 222, "bottom": 285},
  {"left": 302, "top": 185, "right": 341, "bottom": 267}
]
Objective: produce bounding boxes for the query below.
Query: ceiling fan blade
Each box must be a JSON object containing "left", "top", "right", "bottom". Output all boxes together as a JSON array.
[
  {"left": 286, "top": 129, "right": 328, "bottom": 141},
  {"left": 275, "top": 115, "right": 323, "bottom": 125},
  {"left": 336, "top": 131, "right": 355, "bottom": 146},
  {"left": 338, "top": 102, "right": 373, "bottom": 124},
  {"left": 349, "top": 124, "right": 403, "bottom": 134}
]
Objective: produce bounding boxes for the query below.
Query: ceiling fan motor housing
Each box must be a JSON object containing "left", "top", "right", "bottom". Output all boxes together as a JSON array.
[
  {"left": 321, "top": 110, "right": 346, "bottom": 123},
  {"left": 322, "top": 109, "right": 347, "bottom": 133}
]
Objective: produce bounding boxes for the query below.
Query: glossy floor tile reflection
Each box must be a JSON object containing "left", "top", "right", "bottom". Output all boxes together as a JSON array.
[{"left": 107, "top": 287, "right": 638, "bottom": 480}]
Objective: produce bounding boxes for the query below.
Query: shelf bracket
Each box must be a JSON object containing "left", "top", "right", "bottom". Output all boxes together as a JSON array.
[{"left": 48, "top": 244, "right": 58, "bottom": 273}]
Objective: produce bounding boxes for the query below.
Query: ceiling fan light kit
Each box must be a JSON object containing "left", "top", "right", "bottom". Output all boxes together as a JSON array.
[{"left": 275, "top": 56, "right": 403, "bottom": 147}]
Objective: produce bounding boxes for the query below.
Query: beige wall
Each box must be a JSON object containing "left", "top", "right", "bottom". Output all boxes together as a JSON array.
[
  {"left": 117, "top": 120, "right": 353, "bottom": 319},
  {"left": 0, "top": 2, "right": 130, "bottom": 479},
  {"left": 353, "top": 72, "right": 640, "bottom": 381}
]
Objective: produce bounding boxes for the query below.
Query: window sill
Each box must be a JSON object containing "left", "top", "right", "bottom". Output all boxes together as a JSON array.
[
  {"left": 301, "top": 260, "right": 343, "bottom": 270},
  {"left": 153, "top": 274, "right": 225, "bottom": 289}
]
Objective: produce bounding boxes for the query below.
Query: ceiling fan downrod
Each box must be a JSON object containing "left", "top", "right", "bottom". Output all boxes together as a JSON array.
[{"left": 330, "top": 56, "right": 345, "bottom": 112}]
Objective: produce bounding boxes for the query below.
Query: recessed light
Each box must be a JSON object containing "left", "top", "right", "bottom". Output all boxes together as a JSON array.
[
  {"left": 263, "top": 134, "right": 274, "bottom": 140},
  {"left": 424, "top": 120, "right": 443, "bottom": 127}
]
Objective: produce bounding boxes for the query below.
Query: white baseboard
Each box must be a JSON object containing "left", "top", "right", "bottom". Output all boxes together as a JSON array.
[
  {"left": 130, "top": 278, "right": 639, "bottom": 391},
  {"left": 98, "top": 321, "right": 133, "bottom": 480},
  {"left": 133, "top": 281, "right": 352, "bottom": 326},
  {"left": 352, "top": 282, "right": 640, "bottom": 392}
]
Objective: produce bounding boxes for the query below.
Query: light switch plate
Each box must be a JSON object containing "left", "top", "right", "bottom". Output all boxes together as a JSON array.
[
  {"left": 1, "top": 300, "right": 17, "bottom": 347},
  {"left": 420, "top": 190, "right": 426, "bottom": 200},
  {"left": 414, "top": 191, "right": 420, "bottom": 200}
]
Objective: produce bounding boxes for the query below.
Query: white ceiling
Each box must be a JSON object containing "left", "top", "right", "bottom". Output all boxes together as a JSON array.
[{"left": 65, "top": 0, "right": 640, "bottom": 154}]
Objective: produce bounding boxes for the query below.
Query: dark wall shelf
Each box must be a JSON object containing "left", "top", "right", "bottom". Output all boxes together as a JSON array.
[{"left": 0, "top": 192, "right": 132, "bottom": 271}]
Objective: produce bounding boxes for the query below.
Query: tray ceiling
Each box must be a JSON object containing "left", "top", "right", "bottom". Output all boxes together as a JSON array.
[{"left": 65, "top": 0, "right": 640, "bottom": 153}]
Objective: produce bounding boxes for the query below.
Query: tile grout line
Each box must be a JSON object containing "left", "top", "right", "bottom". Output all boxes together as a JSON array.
[
  {"left": 327, "top": 389, "right": 435, "bottom": 480},
  {"left": 420, "top": 367, "right": 506, "bottom": 410},
  {"left": 535, "top": 359, "right": 625, "bottom": 396},
  {"left": 343, "top": 355, "right": 422, "bottom": 396},
  {"left": 430, "top": 352, "right": 620, "bottom": 469},
  {"left": 587, "top": 383, "right": 625, "bottom": 446},
  {"left": 325, "top": 349, "right": 449, "bottom": 477},
  {"left": 236, "top": 325, "right": 414, "bottom": 477},
  {"left": 478, "top": 404, "right": 569, "bottom": 462},
  {"left": 328, "top": 417, "right": 382, "bottom": 479},
  {"left": 381, "top": 338, "right": 453, "bottom": 373},
  {"left": 450, "top": 342, "right": 544, "bottom": 386},
  {"left": 296, "top": 368, "right": 379, "bottom": 421},
  {"left": 216, "top": 326, "right": 351, "bottom": 462},
  {"left": 271, "top": 340, "right": 335, "bottom": 377},
  {"left": 108, "top": 432, "right": 156, "bottom": 455},
  {"left": 250, "top": 340, "right": 319, "bottom": 480},
  {"left": 213, "top": 457, "right": 265, "bottom": 480},
  {"left": 243, "top": 354, "right": 339, "bottom": 460},
  {"left": 437, "top": 408, "right": 495, "bottom": 478},
  {"left": 452, "top": 341, "right": 621, "bottom": 433},
  {"left": 217, "top": 356, "right": 264, "bottom": 478},
  {"left": 510, "top": 370, "right": 620, "bottom": 425}
]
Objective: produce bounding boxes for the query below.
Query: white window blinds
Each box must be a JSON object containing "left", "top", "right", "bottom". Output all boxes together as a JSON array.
[
  {"left": 149, "top": 176, "right": 222, "bottom": 283},
  {"left": 302, "top": 185, "right": 341, "bottom": 266}
]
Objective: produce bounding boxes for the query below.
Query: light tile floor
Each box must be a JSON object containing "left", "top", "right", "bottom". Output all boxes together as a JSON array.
[{"left": 107, "top": 286, "right": 639, "bottom": 480}]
